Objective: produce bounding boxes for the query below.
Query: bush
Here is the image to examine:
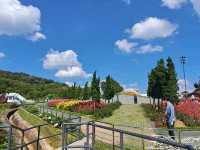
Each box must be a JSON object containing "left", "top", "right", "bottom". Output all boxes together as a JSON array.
[
  {"left": 23, "top": 105, "right": 38, "bottom": 115},
  {"left": 93, "top": 101, "right": 121, "bottom": 119},
  {"left": 176, "top": 111, "right": 200, "bottom": 127},
  {"left": 141, "top": 104, "right": 161, "bottom": 121}
]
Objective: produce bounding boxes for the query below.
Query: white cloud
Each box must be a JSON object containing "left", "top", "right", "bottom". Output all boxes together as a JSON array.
[
  {"left": 122, "top": 0, "right": 131, "bottom": 5},
  {"left": 0, "top": 0, "right": 45, "bottom": 41},
  {"left": 43, "top": 50, "right": 91, "bottom": 79},
  {"left": 122, "top": 82, "right": 139, "bottom": 92},
  {"left": 65, "top": 81, "right": 74, "bottom": 86},
  {"left": 43, "top": 50, "right": 81, "bottom": 70},
  {"left": 28, "top": 32, "right": 46, "bottom": 41},
  {"left": 0, "top": 52, "right": 5, "bottom": 59},
  {"left": 178, "top": 79, "right": 194, "bottom": 92},
  {"left": 162, "top": 0, "right": 188, "bottom": 9},
  {"left": 127, "top": 17, "right": 177, "bottom": 40},
  {"left": 137, "top": 44, "right": 164, "bottom": 54},
  {"left": 115, "top": 39, "right": 138, "bottom": 53},
  {"left": 191, "top": 0, "right": 200, "bottom": 16},
  {"left": 55, "top": 66, "right": 92, "bottom": 79}
]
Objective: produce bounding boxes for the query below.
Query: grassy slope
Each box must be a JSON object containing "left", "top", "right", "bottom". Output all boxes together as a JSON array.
[
  {"left": 101, "top": 104, "right": 153, "bottom": 150},
  {"left": 102, "top": 104, "right": 151, "bottom": 128},
  {"left": 18, "top": 108, "right": 61, "bottom": 148}
]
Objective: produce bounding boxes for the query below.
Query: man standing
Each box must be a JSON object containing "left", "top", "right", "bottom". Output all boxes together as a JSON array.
[{"left": 164, "top": 98, "right": 176, "bottom": 140}]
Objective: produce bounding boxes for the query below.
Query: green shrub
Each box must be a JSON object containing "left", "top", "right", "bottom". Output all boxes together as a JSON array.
[
  {"left": 23, "top": 105, "right": 38, "bottom": 115},
  {"left": 93, "top": 101, "right": 121, "bottom": 119},
  {"left": 176, "top": 112, "right": 200, "bottom": 127}
]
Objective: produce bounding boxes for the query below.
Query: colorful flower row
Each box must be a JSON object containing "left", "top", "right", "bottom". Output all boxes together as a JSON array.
[
  {"left": 176, "top": 99, "right": 200, "bottom": 120},
  {"left": 47, "top": 99, "right": 66, "bottom": 107},
  {"left": 56, "top": 100, "right": 81, "bottom": 110},
  {"left": 75, "top": 101, "right": 106, "bottom": 112}
]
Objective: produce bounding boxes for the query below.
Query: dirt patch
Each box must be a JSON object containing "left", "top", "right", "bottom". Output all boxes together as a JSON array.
[
  {"left": 175, "top": 120, "right": 186, "bottom": 128},
  {"left": 9, "top": 111, "right": 54, "bottom": 150}
]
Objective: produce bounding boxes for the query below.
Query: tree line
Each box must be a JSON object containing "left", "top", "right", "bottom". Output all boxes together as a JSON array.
[
  {"left": 147, "top": 57, "right": 179, "bottom": 106},
  {"left": 60, "top": 71, "right": 123, "bottom": 103},
  {"left": 0, "top": 70, "right": 123, "bottom": 102}
]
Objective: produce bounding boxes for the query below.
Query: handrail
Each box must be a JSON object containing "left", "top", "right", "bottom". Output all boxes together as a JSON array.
[{"left": 91, "top": 122, "right": 194, "bottom": 150}]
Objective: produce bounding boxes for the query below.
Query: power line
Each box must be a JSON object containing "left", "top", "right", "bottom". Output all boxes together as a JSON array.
[{"left": 180, "top": 56, "right": 187, "bottom": 93}]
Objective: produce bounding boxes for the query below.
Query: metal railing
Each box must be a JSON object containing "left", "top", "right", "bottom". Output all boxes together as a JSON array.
[{"left": 61, "top": 121, "right": 195, "bottom": 150}]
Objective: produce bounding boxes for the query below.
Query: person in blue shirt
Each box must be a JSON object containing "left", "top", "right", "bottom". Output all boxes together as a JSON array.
[{"left": 163, "top": 97, "right": 176, "bottom": 140}]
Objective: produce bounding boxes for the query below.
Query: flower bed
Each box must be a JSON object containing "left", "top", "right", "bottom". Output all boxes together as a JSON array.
[
  {"left": 56, "top": 100, "right": 81, "bottom": 111},
  {"left": 75, "top": 101, "right": 106, "bottom": 112},
  {"left": 176, "top": 99, "right": 200, "bottom": 126},
  {"left": 51, "top": 99, "right": 121, "bottom": 119},
  {"left": 48, "top": 99, "right": 66, "bottom": 107}
]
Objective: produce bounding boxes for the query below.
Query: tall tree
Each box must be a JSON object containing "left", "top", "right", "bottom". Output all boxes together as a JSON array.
[
  {"left": 152, "top": 59, "right": 167, "bottom": 108},
  {"left": 147, "top": 69, "right": 157, "bottom": 105},
  {"left": 165, "top": 57, "right": 179, "bottom": 103},
  {"left": 91, "top": 71, "right": 100, "bottom": 101},
  {"left": 101, "top": 75, "right": 123, "bottom": 103},
  {"left": 83, "top": 82, "right": 90, "bottom": 100}
]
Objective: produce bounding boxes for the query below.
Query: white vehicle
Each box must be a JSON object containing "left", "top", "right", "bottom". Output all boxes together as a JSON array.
[{"left": 6, "top": 93, "right": 26, "bottom": 105}]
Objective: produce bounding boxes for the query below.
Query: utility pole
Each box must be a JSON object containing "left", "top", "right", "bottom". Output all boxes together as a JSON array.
[{"left": 180, "top": 56, "right": 187, "bottom": 92}]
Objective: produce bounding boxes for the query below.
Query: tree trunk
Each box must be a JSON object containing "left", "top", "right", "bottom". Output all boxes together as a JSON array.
[{"left": 153, "top": 98, "right": 155, "bottom": 108}]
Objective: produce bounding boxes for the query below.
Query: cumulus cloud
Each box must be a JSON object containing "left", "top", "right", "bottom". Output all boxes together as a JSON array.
[
  {"left": 43, "top": 50, "right": 81, "bottom": 70},
  {"left": 0, "top": 52, "right": 5, "bottom": 59},
  {"left": 115, "top": 39, "right": 138, "bottom": 53},
  {"left": 28, "top": 32, "right": 46, "bottom": 41},
  {"left": 191, "top": 0, "right": 200, "bottom": 16},
  {"left": 55, "top": 66, "right": 92, "bottom": 79},
  {"left": 122, "top": 0, "right": 131, "bottom": 5},
  {"left": 127, "top": 17, "right": 178, "bottom": 40},
  {"left": 65, "top": 81, "right": 74, "bottom": 86},
  {"left": 137, "top": 44, "right": 164, "bottom": 54},
  {"left": 162, "top": 0, "right": 188, "bottom": 9},
  {"left": 43, "top": 50, "right": 91, "bottom": 79},
  {"left": 0, "top": 0, "right": 45, "bottom": 41},
  {"left": 178, "top": 79, "right": 194, "bottom": 92}
]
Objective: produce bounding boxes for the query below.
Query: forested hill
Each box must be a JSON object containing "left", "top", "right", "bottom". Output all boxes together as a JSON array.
[{"left": 0, "top": 70, "right": 69, "bottom": 100}]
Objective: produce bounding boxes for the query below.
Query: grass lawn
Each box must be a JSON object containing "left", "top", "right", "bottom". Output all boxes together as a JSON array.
[
  {"left": 102, "top": 104, "right": 151, "bottom": 128},
  {"left": 101, "top": 104, "right": 154, "bottom": 150},
  {"left": 18, "top": 108, "right": 77, "bottom": 148},
  {"left": 18, "top": 108, "right": 61, "bottom": 148}
]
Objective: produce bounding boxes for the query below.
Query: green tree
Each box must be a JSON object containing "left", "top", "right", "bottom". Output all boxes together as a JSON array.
[
  {"left": 165, "top": 57, "right": 179, "bottom": 103},
  {"left": 147, "top": 69, "right": 157, "bottom": 105},
  {"left": 83, "top": 82, "right": 90, "bottom": 100},
  {"left": 91, "top": 71, "right": 100, "bottom": 101},
  {"left": 102, "top": 75, "right": 114, "bottom": 103},
  {"left": 101, "top": 75, "right": 123, "bottom": 103}
]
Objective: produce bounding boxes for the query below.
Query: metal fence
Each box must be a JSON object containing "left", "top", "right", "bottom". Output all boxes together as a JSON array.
[
  {"left": 61, "top": 121, "right": 195, "bottom": 150},
  {"left": 1, "top": 104, "right": 198, "bottom": 150}
]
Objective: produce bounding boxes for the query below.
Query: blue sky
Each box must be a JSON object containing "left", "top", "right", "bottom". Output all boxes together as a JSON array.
[{"left": 0, "top": 0, "right": 200, "bottom": 93}]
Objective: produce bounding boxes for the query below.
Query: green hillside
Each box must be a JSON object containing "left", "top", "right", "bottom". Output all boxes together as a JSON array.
[{"left": 0, "top": 70, "right": 69, "bottom": 100}]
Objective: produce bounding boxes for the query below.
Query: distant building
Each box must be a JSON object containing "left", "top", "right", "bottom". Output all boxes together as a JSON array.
[{"left": 6, "top": 93, "right": 26, "bottom": 105}]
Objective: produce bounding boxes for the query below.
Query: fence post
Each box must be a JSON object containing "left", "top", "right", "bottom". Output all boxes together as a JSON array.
[
  {"left": 36, "top": 126, "right": 41, "bottom": 150},
  {"left": 141, "top": 124, "right": 145, "bottom": 150},
  {"left": 178, "top": 129, "right": 181, "bottom": 143},
  {"left": 21, "top": 130, "right": 24, "bottom": 150},
  {"left": 92, "top": 122, "right": 96, "bottom": 148},
  {"left": 62, "top": 110, "right": 64, "bottom": 120},
  {"left": 120, "top": 132, "right": 124, "bottom": 150},
  {"left": 112, "top": 124, "right": 115, "bottom": 150},
  {"left": 8, "top": 126, "right": 12, "bottom": 150},
  {"left": 62, "top": 124, "right": 66, "bottom": 150},
  {"left": 43, "top": 104, "right": 44, "bottom": 114},
  {"left": 86, "top": 123, "right": 90, "bottom": 147},
  {"left": 78, "top": 117, "right": 81, "bottom": 140},
  {"left": 69, "top": 113, "right": 71, "bottom": 120}
]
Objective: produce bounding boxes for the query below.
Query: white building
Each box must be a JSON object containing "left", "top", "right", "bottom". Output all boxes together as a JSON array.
[{"left": 6, "top": 93, "right": 26, "bottom": 105}]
